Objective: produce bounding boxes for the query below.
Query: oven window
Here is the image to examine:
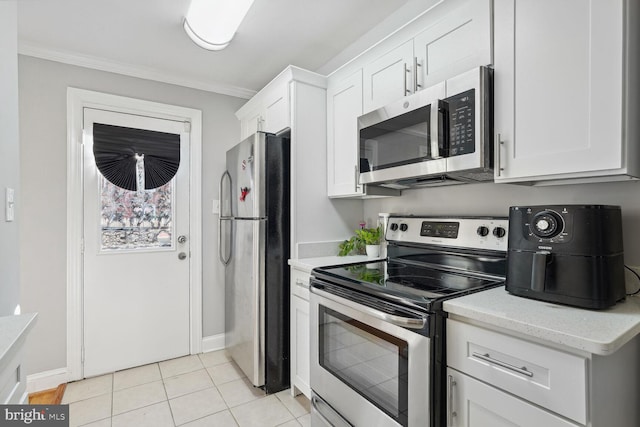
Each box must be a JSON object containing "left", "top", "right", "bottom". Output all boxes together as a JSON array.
[
  {"left": 319, "top": 306, "right": 409, "bottom": 426},
  {"left": 360, "top": 105, "right": 430, "bottom": 172}
]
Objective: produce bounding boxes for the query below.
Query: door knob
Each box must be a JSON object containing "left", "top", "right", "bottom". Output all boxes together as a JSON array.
[
  {"left": 177, "top": 235, "right": 187, "bottom": 244},
  {"left": 178, "top": 252, "right": 187, "bottom": 260}
]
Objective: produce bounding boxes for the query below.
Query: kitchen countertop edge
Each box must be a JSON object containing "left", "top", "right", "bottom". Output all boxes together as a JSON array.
[{"left": 443, "top": 286, "right": 640, "bottom": 356}]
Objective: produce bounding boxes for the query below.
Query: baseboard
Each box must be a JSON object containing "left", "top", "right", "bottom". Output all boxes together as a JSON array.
[
  {"left": 201, "top": 333, "right": 225, "bottom": 353},
  {"left": 26, "top": 368, "right": 69, "bottom": 394},
  {"left": 28, "top": 337, "right": 225, "bottom": 392}
]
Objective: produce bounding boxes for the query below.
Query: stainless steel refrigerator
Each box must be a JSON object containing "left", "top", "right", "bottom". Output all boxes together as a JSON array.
[{"left": 218, "top": 131, "right": 290, "bottom": 393}]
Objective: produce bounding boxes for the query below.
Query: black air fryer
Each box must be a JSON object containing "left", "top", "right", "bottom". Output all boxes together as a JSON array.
[{"left": 506, "top": 205, "right": 625, "bottom": 309}]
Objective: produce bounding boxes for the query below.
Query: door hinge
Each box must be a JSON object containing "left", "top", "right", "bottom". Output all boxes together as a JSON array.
[
  {"left": 184, "top": 121, "right": 192, "bottom": 132},
  {"left": 81, "top": 346, "right": 85, "bottom": 363},
  {"left": 80, "top": 238, "right": 85, "bottom": 254}
]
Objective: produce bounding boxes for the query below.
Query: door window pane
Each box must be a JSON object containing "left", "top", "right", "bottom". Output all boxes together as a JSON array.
[{"left": 99, "top": 174, "right": 174, "bottom": 251}]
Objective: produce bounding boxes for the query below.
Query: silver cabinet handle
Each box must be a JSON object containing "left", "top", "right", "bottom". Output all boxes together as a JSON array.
[
  {"left": 295, "top": 279, "right": 309, "bottom": 289},
  {"left": 404, "top": 62, "right": 411, "bottom": 95},
  {"left": 311, "top": 286, "right": 426, "bottom": 329},
  {"left": 472, "top": 352, "right": 534, "bottom": 377},
  {"left": 354, "top": 164, "right": 361, "bottom": 192},
  {"left": 413, "top": 57, "right": 422, "bottom": 92},
  {"left": 447, "top": 374, "right": 457, "bottom": 426},
  {"left": 496, "top": 133, "right": 505, "bottom": 177}
]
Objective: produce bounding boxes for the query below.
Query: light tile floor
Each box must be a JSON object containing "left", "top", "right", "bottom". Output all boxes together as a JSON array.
[{"left": 62, "top": 350, "right": 310, "bottom": 427}]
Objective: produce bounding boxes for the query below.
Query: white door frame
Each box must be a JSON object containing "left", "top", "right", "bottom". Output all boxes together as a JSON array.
[{"left": 66, "top": 88, "right": 203, "bottom": 381}]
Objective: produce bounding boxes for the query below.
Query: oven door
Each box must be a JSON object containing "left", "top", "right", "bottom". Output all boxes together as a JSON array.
[{"left": 310, "top": 282, "right": 431, "bottom": 427}]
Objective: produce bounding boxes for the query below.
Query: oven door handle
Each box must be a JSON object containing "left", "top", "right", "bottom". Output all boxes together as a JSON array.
[{"left": 311, "top": 286, "right": 426, "bottom": 329}]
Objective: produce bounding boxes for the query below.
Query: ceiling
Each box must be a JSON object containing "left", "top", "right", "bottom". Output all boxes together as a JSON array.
[{"left": 16, "top": 0, "right": 425, "bottom": 98}]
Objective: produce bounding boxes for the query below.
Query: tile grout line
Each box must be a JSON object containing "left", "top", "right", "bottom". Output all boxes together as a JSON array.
[{"left": 158, "top": 362, "right": 178, "bottom": 427}]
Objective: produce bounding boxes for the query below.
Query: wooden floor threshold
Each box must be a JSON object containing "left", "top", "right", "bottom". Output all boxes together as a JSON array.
[{"left": 28, "top": 383, "right": 67, "bottom": 405}]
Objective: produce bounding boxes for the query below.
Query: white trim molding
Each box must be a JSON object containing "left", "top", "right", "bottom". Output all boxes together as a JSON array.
[
  {"left": 201, "top": 334, "right": 226, "bottom": 353},
  {"left": 66, "top": 88, "right": 204, "bottom": 381},
  {"left": 21, "top": 41, "right": 256, "bottom": 100},
  {"left": 26, "top": 368, "right": 70, "bottom": 394}
]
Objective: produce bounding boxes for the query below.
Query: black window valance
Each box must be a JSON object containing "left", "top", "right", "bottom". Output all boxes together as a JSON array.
[{"left": 93, "top": 123, "right": 180, "bottom": 191}]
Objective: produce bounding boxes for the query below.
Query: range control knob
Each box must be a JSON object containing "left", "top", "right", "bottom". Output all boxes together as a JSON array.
[
  {"left": 532, "top": 210, "right": 563, "bottom": 238},
  {"left": 400, "top": 224, "right": 409, "bottom": 232},
  {"left": 476, "top": 226, "right": 490, "bottom": 237},
  {"left": 493, "top": 227, "right": 507, "bottom": 238},
  {"left": 390, "top": 223, "right": 399, "bottom": 231}
]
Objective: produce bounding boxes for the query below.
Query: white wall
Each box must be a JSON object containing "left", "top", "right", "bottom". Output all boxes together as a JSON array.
[
  {"left": 0, "top": 1, "right": 21, "bottom": 317},
  {"left": 18, "top": 56, "right": 245, "bottom": 375},
  {"left": 364, "top": 180, "right": 640, "bottom": 277}
]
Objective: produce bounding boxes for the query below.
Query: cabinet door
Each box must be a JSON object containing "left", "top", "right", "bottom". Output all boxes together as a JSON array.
[
  {"left": 263, "top": 83, "right": 290, "bottom": 135},
  {"left": 290, "top": 294, "right": 310, "bottom": 398},
  {"left": 327, "top": 70, "right": 364, "bottom": 197},
  {"left": 494, "top": 0, "right": 624, "bottom": 182},
  {"left": 414, "top": 0, "right": 492, "bottom": 89},
  {"left": 363, "top": 40, "right": 414, "bottom": 113},
  {"left": 240, "top": 107, "right": 263, "bottom": 140},
  {"left": 446, "top": 369, "right": 580, "bottom": 427}
]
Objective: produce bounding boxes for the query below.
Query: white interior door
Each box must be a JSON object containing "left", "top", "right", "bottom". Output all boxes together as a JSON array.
[{"left": 82, "top": 107, "right": 190, "bottom": 377}]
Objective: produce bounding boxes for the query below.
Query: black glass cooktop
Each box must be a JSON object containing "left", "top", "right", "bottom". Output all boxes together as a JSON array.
[{"left": 312, "top": 256, "right": 505, "bottom": 312}]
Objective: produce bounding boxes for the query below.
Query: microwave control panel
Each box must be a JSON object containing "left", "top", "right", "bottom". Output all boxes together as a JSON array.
[{"left": 445, "top": 88, "right": 475, "bottom": 157}]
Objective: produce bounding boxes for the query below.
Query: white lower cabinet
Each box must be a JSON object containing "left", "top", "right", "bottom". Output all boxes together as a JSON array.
[
  {"left": 446, "top": 318, "right": 640, "bottom": 427},
  {"left": 446, "top": 368, "right": 579, "bottom": 427},
  {"left": 290, "top": 267, "right": 311, "bottom": 398}
]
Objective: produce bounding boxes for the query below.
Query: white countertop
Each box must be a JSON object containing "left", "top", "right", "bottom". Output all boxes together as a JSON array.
[
  {"left": 288, "top": 255, "right": 382, "bottom": 273},
  {"left": 443, "top": 286, "right": 640, "bottom": 356}
]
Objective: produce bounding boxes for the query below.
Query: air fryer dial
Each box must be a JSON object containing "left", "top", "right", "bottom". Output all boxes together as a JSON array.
[{"left": 531, "top": 210, "right": 563, "bottom": 238}]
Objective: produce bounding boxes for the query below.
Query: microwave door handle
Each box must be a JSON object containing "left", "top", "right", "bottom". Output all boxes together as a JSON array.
[{"left": 430, "top": 101, "right": 440, "bottom": 159}]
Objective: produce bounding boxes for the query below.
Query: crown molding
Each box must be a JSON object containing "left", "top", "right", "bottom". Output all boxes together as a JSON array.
[{"left": 18, "top": 41, "right": 256, "bottom": 100}]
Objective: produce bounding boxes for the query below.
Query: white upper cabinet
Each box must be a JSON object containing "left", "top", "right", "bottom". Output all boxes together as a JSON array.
[
  {"left": 237, "top": 72, "right": 291, "bottom": 139},
  {"left": 361, "top": 0, "right": 492, "bottom": 114},
  {"left": 363, "top": 40, "right": 414, "bottom": 113},
  {"left": 327, "top": 70, "right": 364, "bottom": 197},
  {"left": 494, "top": 0, "right": 640, "bottom": 183},
  {"left": 239, "top": 104, "right": 263, "bottom": 140},
  {"left": 327, "top": 70, "right": 402, "bottom": 198},
  {"left": 262, "top": 84, "right": 289, "bottom": 135},
  {"left": 414, "top": 0, "right": 492, "bottom": 89}
]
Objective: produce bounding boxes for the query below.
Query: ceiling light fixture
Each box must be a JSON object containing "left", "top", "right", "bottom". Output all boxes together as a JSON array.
[{"left": 184, "top": 0, "right": 255, "bottom": 51}]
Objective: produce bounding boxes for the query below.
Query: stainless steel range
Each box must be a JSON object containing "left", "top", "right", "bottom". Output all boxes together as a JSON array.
[{"left": 309, "top": 216, "right": 508, "bottom": 427}]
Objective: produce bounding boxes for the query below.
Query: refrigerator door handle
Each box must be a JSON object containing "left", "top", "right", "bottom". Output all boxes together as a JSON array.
[
  {"left": 218, "top": 218, "right": 232, "bottom": 266},
  {"left": 219, "top": 171, "right": 232, "bottom": 266},
  {"left": 219, "top": 170, "right": 232, "bottom": 218}
]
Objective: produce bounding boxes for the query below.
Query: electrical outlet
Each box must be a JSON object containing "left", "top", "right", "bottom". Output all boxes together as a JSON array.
[{"left": 212, "top": 199, "right": 220, "bottom": 215}]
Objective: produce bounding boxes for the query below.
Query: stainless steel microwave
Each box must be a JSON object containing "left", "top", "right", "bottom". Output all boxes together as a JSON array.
[{"left": 358, "top": 66, "right": 493, "bottom": 189}]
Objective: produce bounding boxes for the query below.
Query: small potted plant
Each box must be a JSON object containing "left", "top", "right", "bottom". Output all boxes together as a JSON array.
[{"left": 338, "top": 224, "right": 383, "bottom": 258}]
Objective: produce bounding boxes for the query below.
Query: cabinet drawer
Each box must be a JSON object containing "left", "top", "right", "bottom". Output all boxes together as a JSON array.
[
  {"left": 447, "top": 319, "right": 587, "bottom": 424},
  {"left": 290, "top": 268, "right": 310, "bottom": 300}
]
